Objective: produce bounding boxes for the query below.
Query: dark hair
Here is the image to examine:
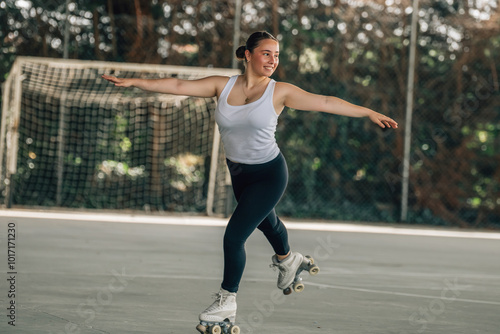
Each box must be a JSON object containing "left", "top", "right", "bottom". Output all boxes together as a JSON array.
[{"left": 235, "top": 31, "right": 278, "bottom": 61}]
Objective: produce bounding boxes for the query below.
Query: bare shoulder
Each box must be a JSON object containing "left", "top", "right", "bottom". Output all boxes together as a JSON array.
[
  {"left": 194, "top": 75, "right": 230, "bottom": 85},
  {"left": 177, "top": 75, "right": 231, "bottom": 98},
  {"left": 274, "top": 81, "right": 305, "bottom": 100},
  {"left": 205, "top": 75, "right": 232, "bottom": 96},
  {"left": 274, "top": 81, "right": 304, "bottom": 94},
  {"left": 205, "top": 75, "right": 232, "bottom": 83}
]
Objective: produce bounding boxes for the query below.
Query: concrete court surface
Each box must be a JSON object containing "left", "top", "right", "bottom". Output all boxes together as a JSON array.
[{"left": 0, "top": 210, "right": 499, "bottom": 334}]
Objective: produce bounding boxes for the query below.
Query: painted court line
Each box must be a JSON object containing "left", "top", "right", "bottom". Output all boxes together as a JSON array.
[
  {"left": 1, "top": 209, "right": 500, "bottom": 240},
  {"left": 153, "top": 275, "right": 500, "bottom": 306},
  {"left": 71, "top": 271, "right": 498, "bottom": 307},
  {"left": 307, "top": 282, "right": 500, "bottom": 306}
]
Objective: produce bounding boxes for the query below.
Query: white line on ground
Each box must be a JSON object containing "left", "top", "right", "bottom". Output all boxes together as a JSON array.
[
  {"left": 1, "top": 209, "right": 500, "bottom": 240},
  {"left": 168, "top": 275, "right": 500, "bottom": 306},
  {"left": 312, "top": 282, "right": 500, "bottom": 306},
  {"left": 40, "top": 270, "right": 496, "bottom": 306}
]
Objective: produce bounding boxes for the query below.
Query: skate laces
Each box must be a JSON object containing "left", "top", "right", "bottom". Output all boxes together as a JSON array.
[
  {"left": 210, "top": 291, "right": 224, "bottom": 307},
  {"left": 270, "top": 260, "right": 290, "bottom": 275},
  {"left": 270, "top": 262, "right": 282, "bottom": 271},
  {"left": 206, "top": 290, "right": 233, "bottom": 312}
]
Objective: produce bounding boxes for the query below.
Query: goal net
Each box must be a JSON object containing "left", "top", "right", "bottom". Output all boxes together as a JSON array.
[{"left": 0, "top": 57, "right": 239, "bottom": 215}]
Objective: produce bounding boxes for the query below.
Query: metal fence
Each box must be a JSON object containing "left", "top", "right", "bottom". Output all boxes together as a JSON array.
[{"left": 1, "top": 0, "right": 499, "bottom": 228}]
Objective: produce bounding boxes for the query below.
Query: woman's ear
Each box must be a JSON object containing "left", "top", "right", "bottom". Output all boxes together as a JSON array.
[{"left": 245, "top": 49, "right": 251, "bottom": 62}]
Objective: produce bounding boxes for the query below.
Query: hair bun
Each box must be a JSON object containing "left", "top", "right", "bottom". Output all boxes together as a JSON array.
[{"left": 235, "top": 45, "right": 246, "bottom": 60}]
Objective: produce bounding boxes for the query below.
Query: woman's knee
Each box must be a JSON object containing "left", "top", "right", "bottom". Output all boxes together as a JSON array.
[{"left": 223, "top": 231, "right": 246, "bottom": 251}]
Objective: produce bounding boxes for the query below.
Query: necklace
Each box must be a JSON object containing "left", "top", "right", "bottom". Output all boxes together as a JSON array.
[
  {"left": 242, "top": 85, "right": 251, "bottom": 104},
  {"left": 242, "top": 77, "right": 268, "bottom": 104}
]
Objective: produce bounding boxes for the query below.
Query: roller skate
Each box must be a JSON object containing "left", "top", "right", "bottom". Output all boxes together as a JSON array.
[
  {"left": 196, "top": 288, "right": 240, "bottom": 334},
  {"left": 271, "top": 252, "right": 320, "bottom": 295}
]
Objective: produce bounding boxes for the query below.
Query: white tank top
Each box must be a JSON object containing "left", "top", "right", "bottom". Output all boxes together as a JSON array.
[{"left": 215, "top": 75, "right": 280, "bottom": 164}]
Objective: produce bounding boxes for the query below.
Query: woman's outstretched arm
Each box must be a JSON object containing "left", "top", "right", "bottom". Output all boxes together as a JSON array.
[
  {"left": 277, "top": 82, "right": 398, "bottom": 129},
  {"left": 101, "top": 75, "right": 229, "bottom": 98}
]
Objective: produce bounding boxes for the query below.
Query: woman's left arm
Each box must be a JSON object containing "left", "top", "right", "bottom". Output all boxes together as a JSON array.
[{"left": 278, "top": 82, "right": 398, "bottom": 129}]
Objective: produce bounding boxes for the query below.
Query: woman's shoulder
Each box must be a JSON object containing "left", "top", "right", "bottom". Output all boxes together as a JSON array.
[
  {"left": 273, "top": 81, "right": 300, "bottom": 96},
  {"left": 202, "top": 75, "right": 233, "bottom": 92},
  {"left": 206, "top": 75, "right": 234, "bottom": 83},
  {"left": 273, "top": 80, "right": 297, "bottom": 89},
  {"left": 201, "top": 75, "right": 237, "bottom": 99}
]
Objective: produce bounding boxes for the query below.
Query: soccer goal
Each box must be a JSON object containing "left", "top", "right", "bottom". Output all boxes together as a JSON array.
[{"left": 0, "top": 56, "right": 240, "bottom": 216}]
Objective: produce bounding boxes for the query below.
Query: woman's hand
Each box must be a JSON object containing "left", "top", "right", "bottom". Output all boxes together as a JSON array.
[
  {"left": 368, "top": 110, "right": 398, "bottom": 129},
  {"left": 102, "top": 75, "right": 135, "bottom": 87}
]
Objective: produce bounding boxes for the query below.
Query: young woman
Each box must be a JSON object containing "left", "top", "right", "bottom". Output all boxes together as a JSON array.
[{"left": 103, "top": 31, "right": 397, "bottom": 329}]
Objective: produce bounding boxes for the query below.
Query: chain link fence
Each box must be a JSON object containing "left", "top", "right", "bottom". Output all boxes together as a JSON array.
[{"left": 1, "top": 0, "right": 499, "bottom": 228}]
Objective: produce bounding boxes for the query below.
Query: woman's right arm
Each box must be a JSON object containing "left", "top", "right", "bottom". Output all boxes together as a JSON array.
[{"left": 101, "top": 75, "right": 228, "bottom": 98}]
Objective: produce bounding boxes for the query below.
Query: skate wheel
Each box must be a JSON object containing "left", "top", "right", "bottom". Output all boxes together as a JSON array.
[
  {"left": 309, "top": 264, "right": 320, "bottom": 275},
  {"left": 283, "top": 287, "right": 293, "bottom": 295},
  {"left": 293, "top": 282, "right": 305, "bottom": 293},
  {"left": 229, "top": 325, "right": 241, "bottom": 334},
  {"left": 305, "top": 255, "right": 314, "bottom": 265},
  {"left": 209, "top": 325, "right": 221, "bottom": 334},
  {"left": 196, "top": 324, "right": 207, "bottom": 334}
]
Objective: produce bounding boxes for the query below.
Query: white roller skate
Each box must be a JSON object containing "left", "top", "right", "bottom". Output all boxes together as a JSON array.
[
  {"left": 196, "top": 288, "right": 240, "bottom": 334},
  {"left": 271, "top": 251, "right": 320, "bottom": 295}
]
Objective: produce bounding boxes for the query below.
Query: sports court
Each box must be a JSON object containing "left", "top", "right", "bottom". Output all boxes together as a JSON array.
[
  {"left": 1, "top": 1, "right": 499, "bottom": 334},
  {"left": 1, "top": 209, "right": 499, "bottom": 334}
]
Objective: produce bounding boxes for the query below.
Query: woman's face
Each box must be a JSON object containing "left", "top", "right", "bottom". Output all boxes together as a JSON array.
[{"left": 246, "top": 39, "right": 280, "bottom": 76}]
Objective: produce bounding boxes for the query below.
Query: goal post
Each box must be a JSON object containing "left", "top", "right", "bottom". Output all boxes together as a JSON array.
[
  {"left": 0, "top": 56, "right": 240, "bottom": 215},
  {"left": 0, "top": 58, "right": 22, "bottom": 208}
]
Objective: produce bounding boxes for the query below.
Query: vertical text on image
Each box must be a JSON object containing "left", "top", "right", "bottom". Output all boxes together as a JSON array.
[{"left": 6, "top": 220, "right": 18, "bottom": 327}]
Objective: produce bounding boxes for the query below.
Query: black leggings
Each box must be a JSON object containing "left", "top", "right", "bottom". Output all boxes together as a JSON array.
[{"left": 221, "top": 152, "right": 290, "bottom": 293}]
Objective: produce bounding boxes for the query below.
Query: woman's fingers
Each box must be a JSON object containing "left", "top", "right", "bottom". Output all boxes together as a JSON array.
[
  {"left": 369, "top": 112, "right": 397, "bottom": 129},
  {"left": 102, "top": 75, "right": 129, "bottom": 87},
  {"left": 381, "top": 117, "right": 398, "bottom": 129}
]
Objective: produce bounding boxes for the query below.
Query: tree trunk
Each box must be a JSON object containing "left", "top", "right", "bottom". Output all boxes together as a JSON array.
[
  {"left": 93, "top": 8, "right": 103, "bottom": 60},
  {"left": 126, "top": 0, "right": 144, "bottom": 62},
  {"left": 272, "top": 0, "right": 279, "bottom": 38},
  {"left": 107, "top": 0, "right": 117, "bottom": 59}
]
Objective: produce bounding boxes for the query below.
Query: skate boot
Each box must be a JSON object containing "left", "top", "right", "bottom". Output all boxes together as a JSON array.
[
  {"left": 197, "top": 288, "right": 240, "bottom": 334},
  {"left": 271, "top": 252, "right": 320, "bottom": 295}
]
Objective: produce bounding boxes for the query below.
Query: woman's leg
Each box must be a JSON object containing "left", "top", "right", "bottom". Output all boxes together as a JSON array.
[
  {"left": 221, "top": 154, "right": 289, "bottom": 293},
  {"left": 257, "top": 210, "right": 290, "bottom": 256}
]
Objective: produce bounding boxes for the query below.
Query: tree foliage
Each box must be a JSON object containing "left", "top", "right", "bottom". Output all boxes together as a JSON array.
[{"left": 1, "top": 0, "right": 499, "bottom": 227}]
